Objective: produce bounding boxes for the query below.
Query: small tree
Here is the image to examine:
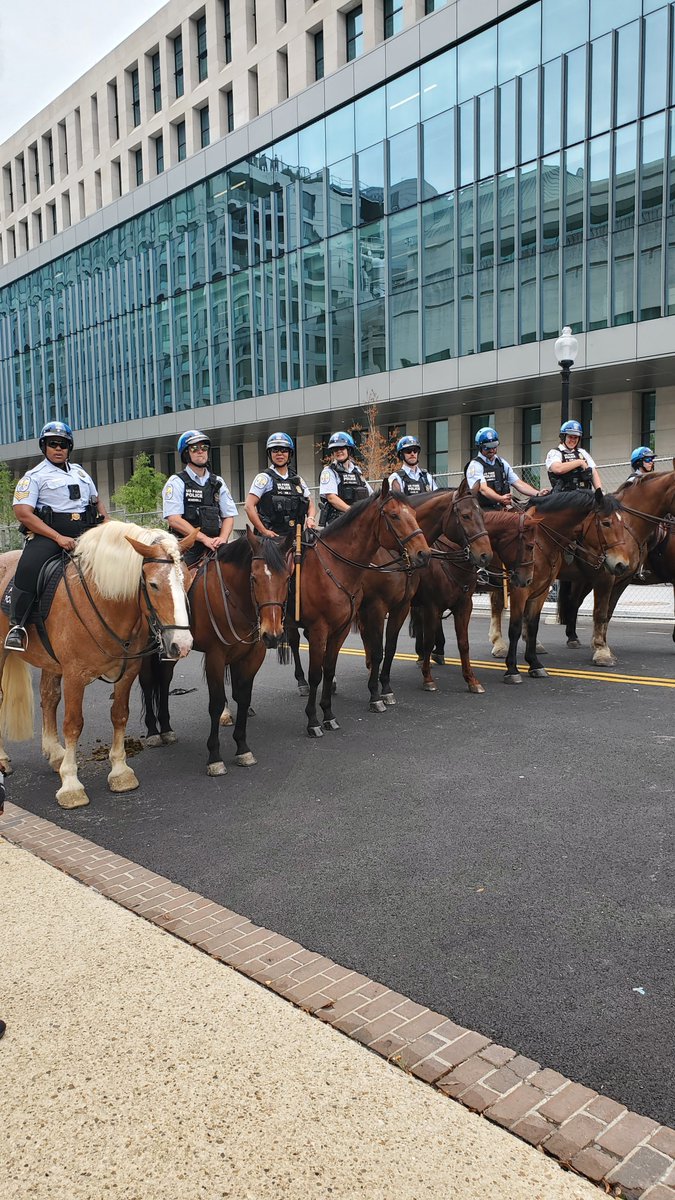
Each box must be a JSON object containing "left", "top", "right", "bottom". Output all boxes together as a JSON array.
[
  {"left": 353, "top": 394, "right": 400, "bottom": 483},
  {"left": 112, "top": 454, "right": 167, "bottom": 520},
  {"left": 0, "top": 462, "right": 15, "bottom": 526}
]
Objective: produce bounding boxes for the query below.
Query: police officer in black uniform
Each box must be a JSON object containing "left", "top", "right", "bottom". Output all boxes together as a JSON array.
[
  {"left": 466, "top": 426, "right": 540, "bottom": 509},
  {"left": 245, "top": 432, "right": 317, "bottom": 537},
  {"left": 545, "top": 421, "right": 603, "bottom": 492},
  {"left": 162, "top": 429, "right": 238, "bottom": 566},
  {"left": 4, "top": 421, "right": 108, "bottom": 651},
  {"left": 388, "top": 435, "right": 439, "bottom": 496},
  {"left": 318, "top": 431, "right": 372, "bottom": 526}
]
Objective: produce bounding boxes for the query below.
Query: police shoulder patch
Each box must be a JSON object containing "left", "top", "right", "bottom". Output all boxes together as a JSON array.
[
  {"left": 320, "top": 469, "right": 332, "bottom": 485},
  {"left": 77, "top": 469, "right": 87, "bottom": 479},
  {"left": 16, "top": 477, "right": 30, "bottom": 492},
  {"left": 164, "top": 483, "right": 173, "bottom": 499},
  {"left": 253, "top": 473, "right": 269, "bottom": 488}
]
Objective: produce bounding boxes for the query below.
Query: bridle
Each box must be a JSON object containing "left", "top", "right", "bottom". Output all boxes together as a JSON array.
[
  {"left": 201, "top": 550, "right": 290, "bottom": 647},
  {"left": 311, "top": 496, "right": 426, "bottom": 574},
  {"left": 437, "top": 493, "right": 491, "bottom": 562}
]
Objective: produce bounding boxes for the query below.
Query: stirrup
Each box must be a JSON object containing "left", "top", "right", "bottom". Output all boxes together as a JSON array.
[{"left": 4, "top": 626, "right": 28, "bottom": 652}]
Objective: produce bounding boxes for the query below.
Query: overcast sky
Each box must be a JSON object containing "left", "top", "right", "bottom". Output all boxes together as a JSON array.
[{"left": 0, "top": 0, "right": 165, "bottom": 144}]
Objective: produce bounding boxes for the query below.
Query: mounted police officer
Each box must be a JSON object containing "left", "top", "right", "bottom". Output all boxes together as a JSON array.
[
  {"left": 466, "top": 426, "right": 540, "bottom": 509},
  {"left": 546, "top": 420, "right": 603, "bottom": 492},
  {"left": 626, "top": 446, "right": 656, "bottom": 484},
  {"left": 4, "top": 421, "right": 108, "bottom": 652},
  {"left": 162, "top": 430, "right": 237, "bottom": 566},
  {"left": 388, "top": 435, "right": 438, "bottom": 495},
  {"left": 245, "top": 432, "right": 317, "bottom": 538},
  {"left": 319, "top": 431, "right": 372, "bottom": 526}
]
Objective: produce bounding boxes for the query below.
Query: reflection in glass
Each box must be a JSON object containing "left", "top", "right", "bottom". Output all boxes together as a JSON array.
[
  {"left": 614, "top": 124, "right": 637, "bottom": 230},
  {"left": 543, "top": 59, "right": 562, "bottom": 156},
  {"left": 389, "top": 209, "right": 419, "bottom": 292},
  {"left": 458, "top": 27, "right": 497, "bottom": 103},
  {"left": 331, "top": 306, "right": 356, "bottom": 380},
  {"left": 616, "top": 22, "right": 639, "bottom": 129},
  {"left": 421, "top": 49, "right": 456, "bottom": 120},
  {"left": 520, "top": 163, "right": 538, "bottom": 342},
  {"left": 498, "top": 2, "right": 541, "bottom": 85},
  {"left": 460, "top": 101, "right": 475, "bottom": 187},
  {"left": 643, "top": 9, "right": 668, "bottom": 119},
  {"left": 478, "top": 266, "right": 494, "bottom": 351},
  {"left": 390, "top": 287, "right": 419, "bottom": 368},
  {"left": 424, "top": 278, "right": 454, "bottom": 361},
  {"left": 355, "top": 90, "right": 386, "bottom": 152},
  {"left": 590, "top": 35, "right": 612, "bottom": 138},
  {"left": 499, "top": 80, "right": 517, "bottom": 172},
  {"left": 388, "top": 127, "right": 419, "bottom": 212},
  {"left": 458, "top": 187, "right": 474, "bottom": 354},
  {"left": 387, "top": 70, "right": 420, "bottom": 136},
  {"left": 358, "top": 222, "right": 385, "bottom": 302},
  {"left": 542, "top": 0, "right": 588, "bottom": 61},
  {"left": 328, "top": 157, "right": 354, "bottom": 235},
  {"left": 588, "top": 234, "right": 608, "bottom": 329},
  {"left": 357, "top": 144, "right": 385, "bottom": 224},
  {"left": 422, "top": 110, "right": 455, "bottom": 199},
  {"left": 589, "top": 135, "right": 610, "bottom": 234},
  {"left": 590, "top": 0, "right": 638, "bottom": 41},
  {"left": 641, "top": 114, "right": 665, "bottom": 220},
  {"left": 359, "top": 298, "right": 386, "bottom": 374},
  {"left": 423, "top": 195, "right": 454, "bottom": 286},
  {"left": 298, "top": 121, "right": 326, "bottom": 176},
  {"left": 329, "top": 231, "right": 355, "bottom": 312},
  {"left": 565, "top": 47, "right": 587, "bottom": 147},
  {"left": 479, "top": 91, "right": 495, "bottom": 180},
  {"left": 520, "top": 70, "right": 539, "bottom": 164},
  {"left": 326, "top": 106, "right": 354, "bottom": 164}
]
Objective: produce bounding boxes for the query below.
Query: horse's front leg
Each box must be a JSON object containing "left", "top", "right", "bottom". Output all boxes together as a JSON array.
[
  {"left": 319, "top": 628, "right": 349, "bottom": 730},
  {"left": 432, "top": 618, "right": 446, "bottom": 664},
  {"left": 523, "top": 597, "right": 548, "bottom": 677},
  {"left": 108, "top": 666, "right": 142, "bottom": 792},
  {"left": 56, "top": 671, "right": 89, "bottom": 808},
  {"left": 417, "top": 600, "right": 440, "bottom": 693},
  {"left": 504, "top": 590, "right": 525, "bottom": 683},
  {"left": 379, "top": 598, "right": 412, "bottom": 705},
  {"left": 40, "top": 670, "right": 65, "bottom": 772},
  {"left": 357, "top": 599, "right": 387, "bottom": 713},
  {"left": 205, "top": 647, "right": 228, "bottom": 775},
  {"left": 286, "top": 617, "right": 309, "bottom": 696},
  {"left": 305, "top": 626, "right": 327, "bottom": 736},
  {"left": 590, "top": 577, "right": 618, "bottom": 666},
  {"left": 489, "top": 588, "right": 508, "bottom": 658},
  {"left": 452, "top": 598, "right": 484, "bottom": 694},
  {"left": 157, "top": 660, "right": 177, "bottom": 743},
  {"left": 230, "top": 648, "right": 264, "bottom": 766}
]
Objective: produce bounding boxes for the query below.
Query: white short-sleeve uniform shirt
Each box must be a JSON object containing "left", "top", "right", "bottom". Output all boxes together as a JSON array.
[
  {"left": 13, "top": 459, "right": 98, "bottom": 514},
  {"left": 162, "top": 466, "right": 238, "bottom": 519}
]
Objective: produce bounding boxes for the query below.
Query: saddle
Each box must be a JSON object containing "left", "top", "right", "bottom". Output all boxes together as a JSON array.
[{"left": 1, "top": 558, "right": 65, "bottom": 659}]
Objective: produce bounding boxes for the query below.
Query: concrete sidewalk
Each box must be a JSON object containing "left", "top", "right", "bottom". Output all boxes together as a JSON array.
[{"left": 1, "top": 836, "right": 599, "bottom": 1200}]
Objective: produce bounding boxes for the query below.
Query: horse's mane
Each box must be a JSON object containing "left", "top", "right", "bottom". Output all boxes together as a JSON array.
[
  {"left": 72, "top": 521, "right": 181, "bottom": 600},
  {"left": 406, "top": 487, "right": 454, "bottom": 508},
  {"left": 320, "top": 492, "right": 378, "bottom": 536},
  {"left": 216, "top": 531, "right": 289, "bottom": 572},
  {"left": 526, "top": 490, "right": 622, "bottom": 517}
]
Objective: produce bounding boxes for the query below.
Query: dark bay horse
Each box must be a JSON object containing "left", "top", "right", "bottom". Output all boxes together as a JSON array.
[
  {"left": 139, "top": 529, "right": 294, "bottom": 775},
  {"left": 489, "top": 489, "right": 633, "bottom": 682},
  {"left": 555, "top": 467, "right": 675, "bottom": 664},
  {"left": 0, "top": 522, "right": 193, "bottom": 808},
  {"left": 287, "top": 480, "right": 430, "bottom": 736}
]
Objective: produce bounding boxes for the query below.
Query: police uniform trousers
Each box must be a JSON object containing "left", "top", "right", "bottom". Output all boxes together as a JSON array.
[{"left": 15, "top": 518, "right": 85, "bottom": 593}]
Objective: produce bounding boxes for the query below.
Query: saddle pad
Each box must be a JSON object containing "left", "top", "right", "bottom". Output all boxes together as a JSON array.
[{"left": 0, "top": 558, "right": 65, "bottom": 624}]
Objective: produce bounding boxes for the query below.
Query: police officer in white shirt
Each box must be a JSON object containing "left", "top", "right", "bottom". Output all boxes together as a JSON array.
[
  {"left": 388, "top": 435, "right": 439, "bottom": 495},
  {"left": 319, "top": 431, "right": 372, "bottom": 525},
  {"left": 466, "top": 426, "right": 541, "bottom": 509},
  {"left": 545, "top": 421, "right": 603, "bottom": 492},
  {"left": 5, "top": 421, "right": 108, "bottom": 651},
  {"left": 625, "top": 446, "right": 656, "bottom": 484},
  {"left": 245, "top": 432, "right": 317, "bottom": 538},
  {"left": 162, "top": 429, "right": 238, "bottom": 566}
]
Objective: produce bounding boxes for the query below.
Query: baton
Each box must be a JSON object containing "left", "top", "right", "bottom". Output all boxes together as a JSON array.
[
  {"left": 502, "top": 561, "right": 509, "bottom": 612},
  {"left": 294, "top": 521, "right": 302, "bottom": 622}
]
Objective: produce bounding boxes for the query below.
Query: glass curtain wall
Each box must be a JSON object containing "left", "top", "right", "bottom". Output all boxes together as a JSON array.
[{"left": 2, "top": 0, "right": 675, "bottom": 443}]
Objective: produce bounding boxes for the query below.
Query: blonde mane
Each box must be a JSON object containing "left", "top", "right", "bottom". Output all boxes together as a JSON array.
[{"left": 72, "top": 521, "right": 182, "bottom": 601}]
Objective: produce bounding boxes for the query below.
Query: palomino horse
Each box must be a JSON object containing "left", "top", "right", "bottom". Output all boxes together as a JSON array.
[
  {"left": 357, "top": 483, "right": 492, "bottom": 708},
  {"left": 287, "top": 480, "right": 430, "bottom": 736},
  {"left": 487, "top": 490, "right": 633, "bottom": 682},
  {"left": 555, "top": 467, "right": 675, "bottom": 664},
  {"left": 139, "top": 529, "right": 294, "bottom": 775},
  {"left": 0, "top": 522, "right": 193, "bottom": 809}
]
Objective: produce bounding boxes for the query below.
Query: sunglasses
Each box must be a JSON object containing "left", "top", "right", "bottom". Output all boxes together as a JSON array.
[
  {"left": 189, "top": 443, "right": 210, "bottom": 452},
  {"left": 46, "top": 439, "right": 70, "bottom": 450},
  {"left": 403, "top": 448, "right": 420, "bottom": 454}
]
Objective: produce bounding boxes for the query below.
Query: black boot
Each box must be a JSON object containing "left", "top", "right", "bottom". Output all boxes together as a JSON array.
[{"left": 4, "top": 587, "right": 34, "bottom": 652}]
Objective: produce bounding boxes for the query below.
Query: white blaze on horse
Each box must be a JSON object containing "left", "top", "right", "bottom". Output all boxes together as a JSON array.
[{"left": 0, "top": 520, "right": 193, "bottom": 809}]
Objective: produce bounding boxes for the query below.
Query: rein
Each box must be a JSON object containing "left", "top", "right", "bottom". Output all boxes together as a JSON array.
[
  {"left": 201, "top": 551, "right": 289, "bottom": 648},
  {"left": 310, "top": 499, "right": 426, "bottom": 575}
]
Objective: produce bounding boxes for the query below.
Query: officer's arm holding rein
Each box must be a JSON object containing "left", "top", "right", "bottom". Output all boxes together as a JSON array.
[
  {"left": 324, "top": 491, "right": 350, "bottom": 513},
  {"left": 548, "top": 454, "right": 583, "bottom": 477},
  {"left": 13, "top": 503, "right": 76, "bottom": 550},
  {"left": 477, "top": 478, "right": 512, "bottom": 507},
  {"left": 167, "top": 512, "right": 232, "bottom": 550}
]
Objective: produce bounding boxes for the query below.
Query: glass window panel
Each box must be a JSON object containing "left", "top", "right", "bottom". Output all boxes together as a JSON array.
[
  {"left": 357, "top": 144, "right": 384, "bottom": 223},
  {"left": 422, "top": 194, "right": 454, "bottom": 285},
  {"left": 616, "top": 22, "right": 639, "bottom": 128},
  {"left": 459, "top": 269, "right": 474, "bottom": 354},
  {"left": 590, "top": 34, "right": 612, "bottom": 138},
  {"left": 332, "top": 306, "right": 356, "bottom": 380},
  {"left": 390, "top": 286, "right": 419, "bottom": 368},
  {"left": 328, "top": 156, "right": 354, "bottom": 234},
  {"left": 498, "top": 2, "right": 541, "bottom": 84},
  {"left": 458, "top": 27, "right": 497, "bottom": 103},
  {"left": 326, "top": 106, "right": 354, "bottom": 162},
  {"left": 614, "top": 124, "right": 637, "bottom": 229},
  {"left": 669, "top": 111, "right": 675, "bottom": 216},
  {"left": 300, "top": 172, "right": 325, "bottom": 246},
  {"left": 641, "top": 113, "right": 665, "bottom": 220},
  {"left": 643, "top": 9, "right": 668, "bottom": 117},
  {"left": 542, "top": 153, "right": 561, "bottom": 249},
  {"left": 355, "top": 89, "right": 386, "bottom": 152},
  {"left": 329, "top": 230, "right": 355, "bottom": 311},
  {"left": 565, "top": 46, "right": 587, "bottom": 147},
  {"left": 302, "top": 243, "right": 325, "bottom": 319},
  {"left": 541, "top": 248, "right": 560, "bottom": 340},
  {"left": 520, "top": 255, "right": 537, "bottom": 342},
  {"left": 613, "top": 226, "right": 634, "bottom": 324},
  {"left": 520, "top": 162, "right": 538, "bottom": 259},
  {"left": 388, "top": 127, "right": 419, "bottom": 211},
  {"left": 638, "top": 220, "right": 663, "bottom": 320},
  {"left": 298, "top": 121, "right": 326, "bottom": 175},
  {"left": 542, "top": 0, "right": 588, "bottom": 61},
  {"left": 421, "top": 48, "right": 456, "bottom": 119},
  {"left": 387, "top": 69, "right": 420, "bottom": 136},
  {"left": 304, "top": 313, "right": 327, "bottom": 386},
  {"left": 498, "top": 260, "right": 516, "bottom": 346},
  {"left": 543, "top": 58, "right": 562, "bottom": 155},
  {"left": 588, "top": 233, "right": 608, "bottom": 328},
  {"left": 520, "top": 70, "right": 539, "bottom": 163},
  {"left": 478, "top": 267, "right": 494, "bottom": 351},
  {"left": 358, "top": 221, "right": 385, "bottom": 301},
  {"left": 458, "top": 186, "right": 474, "bottom": 354},
  {"left": 359, "top": 298, "right": 386, "bottom": 374},
  {"left": 479, "top": 90, "right": 495, "bottom": 179},
  {"left": 460, "top": 100, "right": 475, "bottom": 186},
  {"left": 389, "top": 208, "right": 419, "bottom": 291},
  {"left": 422, "top": 110, "right": 455, "bottom": 198},
  {"left": 667, "top": 214, "right": 675, "bottom": 314},
  {"left": 565, "top": 144, "right": 585, "bottom": 244},
  {"left": 424, "top": 279, "right": 454, "bottom": 360},
  {"left": 590, "top": 0, "right": 639, "bottom": 40},
  {"left": 563, "top": 242, "right": 583, "bottom": 331},
  {"left": 589, "top": 134, "right": 610, "bottom": 234},
  {"left": 478, "top": 178, "right": 495, "bottom": 266},
  {"left": 498, "top": 170, "right": 516, "bottom": 263},
  {"left": 499, "top": 80, "right": 517, "bottom": 171}
]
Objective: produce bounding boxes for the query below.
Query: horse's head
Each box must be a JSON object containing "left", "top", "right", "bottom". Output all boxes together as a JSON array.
[
  {"left": 586, "top": 491, "right": 634, "bottom": 577},
  {"left": 377, "top": 478, "right": 431, "bottom": 567},
  {"left": 442, "top": 479, "right": 492, "bottom": 567},
  {"left": 246, "top": 527, "right": 293, "bottom": 648},
  {"left": 125, "top": 536, "right": 193, "bottom": 660},
  {"left": 509, "top": 514, "right": 537, "bottom": 588}
]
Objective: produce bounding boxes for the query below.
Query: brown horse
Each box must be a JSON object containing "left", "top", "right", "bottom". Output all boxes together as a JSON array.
[
  {"left": 487, "top": 489, "right": 633, "bottom": 682},
  {"left": 287, "top": 480, "right": 430, "bottom": 736},
  {"left": 139, "top": 529, "right": 295, "bottom": 775},
  {"left": 357, "top": 483, "right": 492, "bottom": 707},
  {"left": 555, "top": 467, "right": 675, "bottom": 664},
  {"left": 0, "top": 521, "right": 193, "bottom": 808}
]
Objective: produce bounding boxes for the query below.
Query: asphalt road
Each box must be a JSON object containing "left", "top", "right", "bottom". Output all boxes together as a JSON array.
[{"left": 5, "top": 612, "right": 674, "bottom": 1127}]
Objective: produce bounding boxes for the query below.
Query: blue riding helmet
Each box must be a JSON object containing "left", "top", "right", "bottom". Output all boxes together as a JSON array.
[
  {"left": 475, "top": 426, "right": 499, "bottom": 449},
  {"left": 631, "top": 446, "right": 656, "bottom": 469},
  {"left": 39, "top": 421, "right": 74, "bottom": 452},
  {"left": 177, "top": 429, "right": 210, "bottom": 463},
  {"left": 560, "top": 420, "right": 583, "bottom": 438},
  {"left": 266, "top": 431, "right": 294, "bottom": 455},
  {"left": 397, "top": 435, "right": 421, "bottom": 458},
  {"left": 328, "top": 431, "right": 356, "bottom": 451}
]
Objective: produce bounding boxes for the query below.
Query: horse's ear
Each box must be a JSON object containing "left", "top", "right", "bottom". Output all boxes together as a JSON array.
[
  {"left": 672, "top": 456, "right": 675, "bottom": 470},
  {"left": 381, "top": 476, "right": 390, "bottom": 498},
  {"left": 594, "top": 487, "right": 604, "bottom": 504},
  {"left": 456, "top": 476, "right": 467, "bottom": 497},
  {"left": 177, "top": 527, "right": 199, "bottom": 554},
  {"left": 126, "top": 535, "right": 165, "bottom": 559},
  {"left": 246, "top": 526, "right": 259, "bottom": 549}
]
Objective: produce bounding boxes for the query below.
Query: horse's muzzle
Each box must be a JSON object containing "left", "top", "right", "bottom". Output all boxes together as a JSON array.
[
  {"left": 412, "top": 549, "right": 432, "bottom": 568},
  {"left": 162, "top": 630, "right": 193, "bottom": 659},
  {"left": 262, "top": 631, "right": 280, "bottom": 649},
  {"left": 608, "top": 558, "right": 630, "bottom": 577}
]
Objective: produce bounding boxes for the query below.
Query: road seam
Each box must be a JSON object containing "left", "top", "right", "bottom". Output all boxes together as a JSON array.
[{"left": 2, "top": 800, "right": 674, "bottom": 1200}]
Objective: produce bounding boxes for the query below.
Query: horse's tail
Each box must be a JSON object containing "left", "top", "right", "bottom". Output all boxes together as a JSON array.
[
  {"left": 277, "top": 630, "right": 291, "bottom": 666},
  {"left": 556, "top": 580, "right": 574, "bottom": 628},
  {"left": 139, "top": 652, "right": 162, "bottom": 725},
  {"left": 409, "top": 605, "right": 423, "bottom": 645},
  {"left": 0, "top": 654, "right": 35, "bottom": 742}
]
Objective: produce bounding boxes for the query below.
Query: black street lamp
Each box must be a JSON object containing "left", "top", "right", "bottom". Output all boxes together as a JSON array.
[{"left": 554, "top": 326, "right": 579, "bottom": 426}]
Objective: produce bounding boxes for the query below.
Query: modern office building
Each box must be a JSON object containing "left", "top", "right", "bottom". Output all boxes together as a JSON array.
[{"left": 1, "top": 0, "right": 674, "bottom": 506}]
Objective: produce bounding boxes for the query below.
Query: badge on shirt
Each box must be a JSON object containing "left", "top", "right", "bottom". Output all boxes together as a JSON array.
[
  {"left": 77, "top": 469, "right": 87, "bottom": 480},
  {"left": 253, "top": 473, "right": 269, "bottom": 488},
  {"left": 164, "top": 484, "right": 173, "bottom": 500},
  {"left": 320, "top": 469, "right": 332, "bottom": 485},
  {"left": 15, "top": 478, "right": 30, "bottom": 498}
]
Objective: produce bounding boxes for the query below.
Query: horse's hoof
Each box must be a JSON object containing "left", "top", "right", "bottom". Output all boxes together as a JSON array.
[
  {"left": 416, "top": 655, "right": 424, "bottom": 665},
  {"left": 56, "top": 787, "right": 89, "bottom": 809},
  {"left": 307, "top": 725, "right": 323, "bottom": 738},
  {"left": 108, "top": 768, "right": 140, "bottom": 793},
  {"left": 144, "top": 734, "right": 163, "bottom": 748},
  {"left": 469, "top": 683, "right": 485, "bottom": 694},
  {"left": 593, "top": 653, "right": 616, "bottom": 667},
  {"left": 431, "top": 653, "right": 445, "bottom": 666},
  {"left": 422, "top": 681, "right": 437, "bottom": 693},
  {"left": 491, "top": 646, "right": 507, "bottom": 660},
  {"left": 297, "top": 684, "right": 310, "bottom": 697},
  {"left": 207, "top": 761, "right": 227, "bottom": 776},
  {"left": 528, "top": 668, "right": 548, "bottom": 679},
  {"left": 248, "top": 706, "right": 256, "bottom": 716},
  {"left": 219, "top": 709, "right": 234, "bottom": 726},
  {"left": 235, "top": 752, "right": 257, "bottom": 767},
  {"left": 535, "top": 643, "right": 547, "bottom": 654},
  {"left": 503, "top": 673, "right": 522, "bottom": 685},
  {"left": 381, "top": 693, "right": 396, "bottom": 706},
  {"left": 0, "top": 758, "right": 13, "bottom": 777},
  {"left": 160, "top": 731, "right": 177, "bottom": 745},
  {"left": 369, "top": 700, "right": 387, "bottom": 713},
  {"left": 566, "top": 638, "right": 582, "bottom": 649},
  {"left": 322, "top": 718, "right": 340, "bottom": 731}
]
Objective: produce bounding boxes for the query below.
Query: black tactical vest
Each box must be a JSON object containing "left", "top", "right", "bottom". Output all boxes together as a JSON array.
[
  {"left": 472, "top": 456, "right": 509, "bottom": 510},
  {"left": 396, "top": 468, "right": 430, "bottom": 497},
  {"left": 321, "top": 462, "right": 370, "bottom": 525},
  {"left": 258, "top": 468, "right": 309, "bottom": 533},
  {"left": 179, "top": 470, "right": 222, "bottom": 536},
  {"left": 548, "top": 447, "right": 593, "bottom": 492}
]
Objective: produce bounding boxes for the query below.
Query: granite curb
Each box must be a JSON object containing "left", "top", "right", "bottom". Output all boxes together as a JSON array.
[{"left": 3, "top": 801, "right": 673, "bottom": 1200}]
